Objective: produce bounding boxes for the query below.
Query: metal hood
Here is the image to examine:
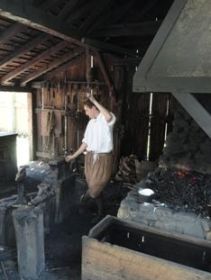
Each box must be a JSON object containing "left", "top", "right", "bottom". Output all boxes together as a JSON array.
[{"left": 133, "top": 0, "right": 211, "bottom": 94}]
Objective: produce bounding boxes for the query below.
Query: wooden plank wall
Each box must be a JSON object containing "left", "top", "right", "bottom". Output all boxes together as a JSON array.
[
  {"left": 121, "top": 92, "right": 174, "bottom": 161},
  {"left": 34, "top": 54, "right": 123, "bottom": 165},
  {"left": 150, "top": 93, "right": 172, "bottom": 161}
]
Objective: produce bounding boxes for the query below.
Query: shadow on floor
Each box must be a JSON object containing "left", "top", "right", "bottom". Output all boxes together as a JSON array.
[{"left": 44, "top": 180, "right": 128, "bottom": 279}]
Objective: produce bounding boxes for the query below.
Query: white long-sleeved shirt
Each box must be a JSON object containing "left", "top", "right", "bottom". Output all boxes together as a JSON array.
[{"left": 82, "top": 112, "right": 116, "bottom": 153}]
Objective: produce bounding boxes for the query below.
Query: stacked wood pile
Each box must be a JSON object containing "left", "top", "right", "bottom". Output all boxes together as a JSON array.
[
  {"left": 115, "top": 154, "right": 157, "bottom": 183},
  {"left": 115, "top": 154, "right": 138, "bottom": 183}
]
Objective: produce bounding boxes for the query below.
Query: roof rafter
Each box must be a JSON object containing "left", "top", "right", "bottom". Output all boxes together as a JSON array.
[
  {"left": 82, "top": 38, "right": 136, "bottom": 57},
  {"left": 94, "top": 50, "right": 117, "bottom": 99},
  {"left": 39, "top": 0, "right": 60, "bottom": 10},
  {"left": 0, "top": 33, "right": 50, "bottom": 69},
  {"left": 79, "top": 0, "right": 112, "bottom": 33},
  {"left": 0, "top": 0, "right": 81, "bottom": 44},
  {"left": 0, "top": 22, "right": 25, "bottom": 46},
  {"left": 66, "top": 0, "right": 97, "bottom": 23},
  {"left": 91, "top": 20, "right": 161, "bottom": 37},
  {"left": 0, "top": 0, "right": 135, "bottom": 56},
  {"left": 87, "top": 0, "right": 135, "bottom": 35},
  {"left": 1, "top": 40, "right": 68, "bottom": 84},
  {"left": 21, "top": 47, "right": 84, "bottom": 85},
  {"left": 58, "top": 0, "right": 79, "bottom": 20}
]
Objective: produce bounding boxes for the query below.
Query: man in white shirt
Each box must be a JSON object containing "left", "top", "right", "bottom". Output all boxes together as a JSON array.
[{"left": 65, "top": 93, "right": 116, "bottom": 220}]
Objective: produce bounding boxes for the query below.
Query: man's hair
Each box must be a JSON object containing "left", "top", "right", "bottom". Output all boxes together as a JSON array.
[
  {"left": 83, "top": 99, "right": 94, "bottom": 108},
  {"left": 83, "top": 96, "right": 100, "bottom": 110}
]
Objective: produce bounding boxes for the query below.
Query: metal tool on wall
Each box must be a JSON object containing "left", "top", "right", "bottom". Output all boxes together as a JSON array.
[{"left": 63, "top": 76, "right": 68, "bottom": 156}]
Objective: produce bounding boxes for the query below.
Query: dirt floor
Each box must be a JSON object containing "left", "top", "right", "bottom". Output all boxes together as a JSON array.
[{"left": 0, "top": 179, "right": 128, "bottom": 279}]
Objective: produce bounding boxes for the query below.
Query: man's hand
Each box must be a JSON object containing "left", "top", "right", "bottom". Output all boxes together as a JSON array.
[
  {"left": 65, "top": 143, "right": 87, "bottom": 162},
  {"left": 65, "top": 154, "right": 75, "bottom": 162},
  {"left": 86, "top": 91, "right": 114, "bottom": 123},
  {"left": 86, "top": 92, "right": 95, "bottom": 103}
]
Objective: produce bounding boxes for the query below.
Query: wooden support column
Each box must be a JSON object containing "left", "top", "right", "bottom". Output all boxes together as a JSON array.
[
  {"left": 94, "top": 50, "right": 117, "bottom": 100},
  {"left": 85, "top": 47, "right": 91, "bottom": 83}
]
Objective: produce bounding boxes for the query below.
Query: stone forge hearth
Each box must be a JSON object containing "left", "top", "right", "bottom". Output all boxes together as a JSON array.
[
  {"left": 118, "top": 168, "right": 211, "bottom": 240},
  {"left": 118, "top": 103, "right": 211, "bottom": 240}
]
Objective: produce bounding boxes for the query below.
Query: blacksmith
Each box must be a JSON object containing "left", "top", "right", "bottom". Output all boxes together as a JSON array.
[{"left": 65, "top": 93, "right": 116, "bottom": 220}]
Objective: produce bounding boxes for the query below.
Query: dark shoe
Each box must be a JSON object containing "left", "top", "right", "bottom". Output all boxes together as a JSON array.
[
  {"left": 80, "top": 191, "right": 90, "bottom": 204},
  {"left": 78, "top": 205, "right": 86, "bottom": 215},
  {"left": 80, "top": 193, "right": 86, "bottom": 203},
  {"left": 95, "top": 195, "right": 104, "bottom": 217}
]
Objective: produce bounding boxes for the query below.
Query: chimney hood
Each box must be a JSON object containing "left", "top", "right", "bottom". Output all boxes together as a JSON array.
[{"left": 133, "top": 0, "right": 211, "bottom": 139}]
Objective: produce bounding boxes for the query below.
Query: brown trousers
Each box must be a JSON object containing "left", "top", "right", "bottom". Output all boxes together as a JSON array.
[{"left": 84, "top": 152, "right": 113, "bottom": 198}]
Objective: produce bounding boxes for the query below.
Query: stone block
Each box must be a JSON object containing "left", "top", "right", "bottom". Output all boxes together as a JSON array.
[{"left": 13, "top": 205, "right": 45, "bottom": 280}]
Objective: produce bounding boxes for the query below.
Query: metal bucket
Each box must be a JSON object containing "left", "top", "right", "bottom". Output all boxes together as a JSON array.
[{"left": 138, "top": 188, "right": 155, "bottom": 203}]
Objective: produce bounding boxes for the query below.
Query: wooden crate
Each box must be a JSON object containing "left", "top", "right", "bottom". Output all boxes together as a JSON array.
[{"left": 82, "top": 216, "right": 211, "bottom": 280}]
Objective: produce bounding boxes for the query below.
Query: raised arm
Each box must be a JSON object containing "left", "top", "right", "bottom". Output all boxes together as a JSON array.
[{"left": 87, "top": 93, "right": 112, "bottom": 122}]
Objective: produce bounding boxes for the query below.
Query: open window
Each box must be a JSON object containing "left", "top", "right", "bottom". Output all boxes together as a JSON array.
[{"left": 0, "top": 91, "right": 33, "bottom": 167}]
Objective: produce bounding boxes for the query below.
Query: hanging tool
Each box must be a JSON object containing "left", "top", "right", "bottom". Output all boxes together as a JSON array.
[
  {"left": 63, "top": 75, "right": 68, "bottom": 155},
  {"left": 14, "top": 165, "right": 28, "bottom": 205}
]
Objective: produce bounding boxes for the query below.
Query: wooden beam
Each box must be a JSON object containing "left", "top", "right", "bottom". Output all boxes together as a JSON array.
[
  {"left": 32, "top": 80, "right": 106, "bottom": 89},
  {"left": 107, "top": 0, "right": 135, "bottom": 26},
  {"left": 33, "top": 0, "right": 43, "bottom": 6},
  {"left": 0, "top": 22, "right": 25, "bottom": 46},
  {"left": 0, "top": 0, "right": 81, "bottom": 44},
  {"left": 0, "top": 0, "right": 135, "bottom": 56},
  {"left": 85, "top": 47, "right": 91, "bottom": 82},
  {"left": 88, "top": 0, "right": 135, "bottom": 35},
  {"left": 172, "top": 91, "right": 211, "bottom": 139},
  {"left": 134, "top": 0, "right": 161, "bottom": 21},
  {"left": 66, "top": 1, "right": 96, "bottom": 22},
  {"left": 40, "top": 0, "right": 59, "bottom": 10},
  {"left": 82, "top": 38, "right": 135, "bottom": 57},
  {"left": 0, "top": 84, "right": 32, "bottom": 91},
  {"left": 58, "top": 0, "right": 79, "bottom": 20},
  {"left": 20, "top": 47, "right": 84, "bottom": 85},
  {"left": 0, "top": 33, "right": 50, "bottom": 69},
  {"left": 91, "top": 20, "right": 161, "bottom": 38},
  {"left": 1, "top": 41, "right": 68, "bottom": 84},
  {"left": 94, "top": 50, "right": 117, "bottom": 99},
  {"left": 79, "top": 0, "right": 112, "bottom": 33}
]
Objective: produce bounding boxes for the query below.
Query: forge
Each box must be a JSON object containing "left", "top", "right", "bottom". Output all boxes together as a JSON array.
[
  {"left": 118, "top": 103, "right": 211, "bottom": 240},
  {"left": 121, "top": 0, "right": 211, "bottom": 242}
]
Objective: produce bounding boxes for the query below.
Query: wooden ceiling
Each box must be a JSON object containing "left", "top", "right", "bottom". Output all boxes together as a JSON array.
[{"left": 0, "top": 0, "right": 174, "bottom": 87}]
